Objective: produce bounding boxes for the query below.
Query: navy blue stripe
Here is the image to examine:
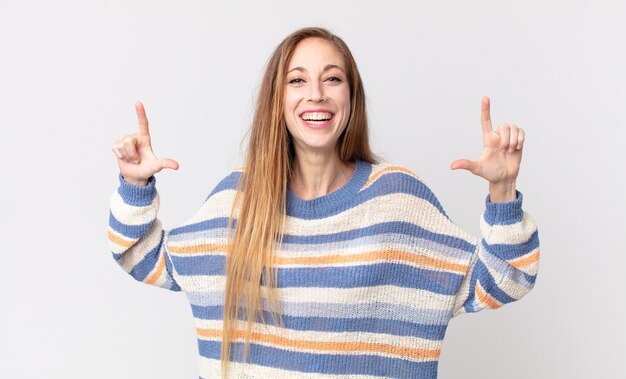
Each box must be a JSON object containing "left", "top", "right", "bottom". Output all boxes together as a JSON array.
[
  {"left": 192, "top": 305, "right": 447, "bottom": 341},
  {"left": 109, "top": 212, "right": 154, "bottom": 239},
  {"left": 198, "top": 340, "right": 438, "bottom": 378},
  {"left": 268, "top": 263, "right": 463, "bottom": 294},
  {"left": 170, "top": 254, "right": 226, "bottom": 276},
  {"left": 117, "top": 173, "right": 157, "bottom": 206},
  {"left": 481, "top": 230, "right": 539, "bottom": 260}
]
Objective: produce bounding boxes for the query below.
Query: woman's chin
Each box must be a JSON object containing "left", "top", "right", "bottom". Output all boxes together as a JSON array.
[{"left": 294, "top": 140, "right": 339, "bottom": 156}]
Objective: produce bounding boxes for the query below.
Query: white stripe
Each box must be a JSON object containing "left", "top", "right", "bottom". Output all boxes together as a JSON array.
[
  {"left": 109, "top": 190, "right": 159, "bottom": 225},
  {"left": 183, "top": 189, "right": 239, "bottom": 225},
  {"left": 176, "top": 274, "right": 225, "bottom": 292},
  {"left": 198, "top": 356, "right": 382, "bottom": 379},
  {"left": 268, "top": 283, "right": 456, "bottom": 311},
  {"left": 479, "top": 211, "right": 537, "bottom": 245},
  {"left": 176, "top": 275, "right": 454, "bottom": 311},
  {"left": 168, "top": 226, "right": 229, "bottom": 244}
]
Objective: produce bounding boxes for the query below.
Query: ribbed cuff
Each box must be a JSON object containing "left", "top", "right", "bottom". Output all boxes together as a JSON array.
[
  {"left": 117, "top": 173, "right": 157, "bottom": 206},
  {"left": 483, "top": 190, "right": 523, "bottom": 226}
]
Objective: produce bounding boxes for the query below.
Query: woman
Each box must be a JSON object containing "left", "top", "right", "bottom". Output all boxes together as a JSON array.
[{"left": 109, "top": 27, "right": 539, "bottom": 379}]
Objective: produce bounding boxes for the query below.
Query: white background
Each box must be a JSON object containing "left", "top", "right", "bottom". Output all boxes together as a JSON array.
[{"left": 1, "top": 1, "right": 624, "bottom": 378}]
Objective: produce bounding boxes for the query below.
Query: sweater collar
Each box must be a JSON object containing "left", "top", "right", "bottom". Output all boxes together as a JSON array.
[{"left": 286, "top": 159, "right": 371, "bottom": 219}]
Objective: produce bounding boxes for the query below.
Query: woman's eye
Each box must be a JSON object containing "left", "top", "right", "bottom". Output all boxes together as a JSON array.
[
  {"left": 326, "top": 76, "right": 342, "bottom": 82},
  {"left": 288, "top": 78, "right": 304, "bottom": 84}
]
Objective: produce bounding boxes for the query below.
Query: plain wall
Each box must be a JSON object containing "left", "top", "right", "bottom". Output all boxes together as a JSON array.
[{"left": 1, "top": 0, "right": 624, "bottom": 378}]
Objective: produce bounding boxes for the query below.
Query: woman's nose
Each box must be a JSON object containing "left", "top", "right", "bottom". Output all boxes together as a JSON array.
[{"left": 307, "top": 81, "right": 325, "bottom": 102}]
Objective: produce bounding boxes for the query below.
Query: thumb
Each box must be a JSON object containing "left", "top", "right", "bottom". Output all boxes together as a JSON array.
[
  {"left": 159, "top": 157, "right": 180, "bottom": 171},
  {"left": 450, "top": 159, "right": 480, "bottom": 174}
]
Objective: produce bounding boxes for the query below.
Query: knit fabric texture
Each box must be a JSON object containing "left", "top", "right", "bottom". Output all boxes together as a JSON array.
[{"left": 108, "top": 159, "right": 540, "bottom": 379}]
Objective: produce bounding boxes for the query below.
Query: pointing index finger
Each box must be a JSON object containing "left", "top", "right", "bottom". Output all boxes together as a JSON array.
[
  {"left": 481, "top": 96, "right": 493, "bottom": 134},
  {"left": 135, "top": 101, "right": 150, "bottom": 136}
]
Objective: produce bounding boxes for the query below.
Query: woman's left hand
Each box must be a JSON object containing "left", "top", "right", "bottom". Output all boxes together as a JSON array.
[
  {"left": 450, "top": 96, "right": 523, "bottom": 201},
  {"left": 450, "top": 96, "right": 524, "bottom": 181}
]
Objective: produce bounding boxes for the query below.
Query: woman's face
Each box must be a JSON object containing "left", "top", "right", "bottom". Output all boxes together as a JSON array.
[{"left": 283, "top": 38, "right": 351, "bottom": 157}]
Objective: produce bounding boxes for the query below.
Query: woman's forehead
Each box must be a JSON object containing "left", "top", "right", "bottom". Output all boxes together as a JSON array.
[{"left": 288, "top": 38, "right": 345, "bottom": 72}]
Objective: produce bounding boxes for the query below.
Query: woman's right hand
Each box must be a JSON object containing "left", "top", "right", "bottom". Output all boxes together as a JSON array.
[{"left": 111, "top": 102, "right": 179, "bottom": 186}]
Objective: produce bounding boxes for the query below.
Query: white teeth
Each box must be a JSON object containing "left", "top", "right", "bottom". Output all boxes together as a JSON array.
[{"left": 301, "top": 112, "right": 333, "bottom": 121}]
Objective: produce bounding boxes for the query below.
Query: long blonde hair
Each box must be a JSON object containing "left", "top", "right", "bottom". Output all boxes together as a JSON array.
[{"left": 221, "top": 27, "right": 377, "bottom": 377}]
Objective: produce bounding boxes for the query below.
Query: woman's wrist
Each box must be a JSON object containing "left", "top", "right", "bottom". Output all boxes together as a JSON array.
[
  {"left": 122, "top": 176, "right": 149, "bottom": 187},
  {"left": 489, "top": 180, "right": 517, "bottom": 203}
]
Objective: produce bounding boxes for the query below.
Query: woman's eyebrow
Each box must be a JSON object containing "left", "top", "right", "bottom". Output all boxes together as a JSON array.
[{"left": 287, "top": 64, "right": 346, "bottom": 74}]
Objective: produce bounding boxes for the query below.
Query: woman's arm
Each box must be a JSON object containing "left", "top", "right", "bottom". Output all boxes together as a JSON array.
[
  {"left": 452, "top": 191, "right": 539, "bottom": 315},
  {"left": 449, "top": 96, "right": 539, "bottom": 314},
  {"left": 108, "top": 102, "right": 181, "bottom": 290},
  {"left": 108, "top": 175, "right": 181, "bottom": 291}
]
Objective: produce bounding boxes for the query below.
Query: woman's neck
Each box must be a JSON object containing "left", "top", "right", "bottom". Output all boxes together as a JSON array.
[{"left": 289, "top": 153, "right": 355, "bottom": 200}]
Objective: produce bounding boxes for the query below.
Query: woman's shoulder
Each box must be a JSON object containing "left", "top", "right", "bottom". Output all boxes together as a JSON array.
[
  {"left": 365, "top": 160, "right": 426, "bottom": 191},
  {"left": 364, "top": 160, "right": 448, "bottom": 218},
  {"left": 204, "top": 166, "right": 244, "bottom": 201}
]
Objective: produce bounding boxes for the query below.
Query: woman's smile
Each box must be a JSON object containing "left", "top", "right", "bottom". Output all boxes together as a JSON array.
[{"left": 299, "top": 109, "right": 335, "bottom": 129}]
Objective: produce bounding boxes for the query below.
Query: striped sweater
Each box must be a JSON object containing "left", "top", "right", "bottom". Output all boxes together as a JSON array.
[{"left": 108, "top": 159, "right": 540, "bottom": 379}]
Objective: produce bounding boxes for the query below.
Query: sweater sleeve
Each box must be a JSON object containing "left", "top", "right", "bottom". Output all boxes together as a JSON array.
[
  {"left": 107, "top": 174, "right": 181, "bottom": 291},
  {"left": 452, "top": 190, "right": 539, "bottom": 316}
]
